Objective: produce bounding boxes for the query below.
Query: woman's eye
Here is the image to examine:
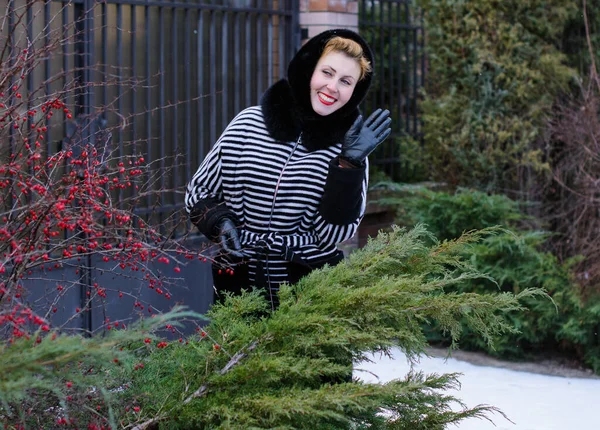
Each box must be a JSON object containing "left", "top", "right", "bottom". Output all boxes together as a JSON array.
[
  {"left": 323, "top": 70, "right": 332, "bottom": 76},
  {"left": 341, "top": 79, "right": 351, "bottom": 86}
]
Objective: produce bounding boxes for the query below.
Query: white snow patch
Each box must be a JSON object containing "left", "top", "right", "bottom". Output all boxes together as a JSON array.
[{"left": 355, "top": 347, "right": 600, "bottom": 430}]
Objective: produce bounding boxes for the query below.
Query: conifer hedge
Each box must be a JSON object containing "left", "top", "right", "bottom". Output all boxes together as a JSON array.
[
  {"left": 120, "top": 225, "right": 540, "bottom": 429},
  {"left": 415, "top": 0, "right": 576, "bottom": 192},
  {"left": 3, "top": 226, "right": 542, "bottom": 429},
  {"left": 376, "top": 185, "right": 600, "bottom": 373}
]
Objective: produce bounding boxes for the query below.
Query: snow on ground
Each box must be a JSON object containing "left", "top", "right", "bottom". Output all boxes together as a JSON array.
[{"left": 355, "top": 347, "right": 600, "bottom": 430}]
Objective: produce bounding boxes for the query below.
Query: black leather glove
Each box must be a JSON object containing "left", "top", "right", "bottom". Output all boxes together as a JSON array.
[
  {"left": 217, "top": 218, "right": 246, "bottom": 262},
  {"left": 341, "top": 108, "right": 392, "bottom": 165}
]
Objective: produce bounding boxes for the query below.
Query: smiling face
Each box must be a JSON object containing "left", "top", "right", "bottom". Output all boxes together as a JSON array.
[{"left": 309, "top": 51, "right": 361, "bottom": 116}]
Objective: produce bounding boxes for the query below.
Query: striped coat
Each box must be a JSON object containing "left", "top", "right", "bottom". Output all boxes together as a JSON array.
[{"left": 185, "top": 105, "right": 368, "bottom": 290}]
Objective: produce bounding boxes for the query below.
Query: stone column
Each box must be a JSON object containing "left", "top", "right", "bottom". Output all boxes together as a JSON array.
[{"left": 299, "top": 0, "right": 359, "bottom": 42}]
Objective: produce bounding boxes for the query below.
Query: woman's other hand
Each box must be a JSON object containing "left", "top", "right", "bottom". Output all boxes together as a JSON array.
[{"left": 218, "top": 218, "right": 246, "bottom": 262}]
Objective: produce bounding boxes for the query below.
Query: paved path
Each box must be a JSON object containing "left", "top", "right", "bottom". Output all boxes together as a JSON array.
[{"left": 355, "top": 347, "right": 600, "bottom": 430}]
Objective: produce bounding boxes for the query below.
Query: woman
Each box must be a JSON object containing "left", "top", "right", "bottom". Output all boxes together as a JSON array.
[{"left": 185, "top": 29, "right": 391, "bottom": 309}]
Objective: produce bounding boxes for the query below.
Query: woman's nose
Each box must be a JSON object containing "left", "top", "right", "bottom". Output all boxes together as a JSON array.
[{"left": 326, "top": 81, "right": 337, "bottom": 93}]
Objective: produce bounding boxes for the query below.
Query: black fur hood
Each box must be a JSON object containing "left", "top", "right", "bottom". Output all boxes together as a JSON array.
[{"left": 260, "top": 29, "right": 374, "bottom": 152}]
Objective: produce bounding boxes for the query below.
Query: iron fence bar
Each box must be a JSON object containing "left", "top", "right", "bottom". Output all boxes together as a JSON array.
[
  {"left": 222, "top": 10, "right": 228, "bottom": 132},
  {"left": 387, "top": 1, "right": 394, "bottom": 179},
  {"left": 7, "top": 0, "right": 15, "bottom": 159},
  {"left": 387, "top": 1, "right": 392, "bottom": 108},
  {"left": 158, "top": 5, "right": 166, "bottom": 232},
  {"left": 172, "top": 2, "right": 179, "bottom": 221},
  {"left": 117, "top": 2, "right": 124, "bottom": 208},
  {"left": 184, "top": 7, "right": 191, "bottom": 186},
  {"left": 184, "top": 0, "right": 191, "bottom": 215},
  {"left": 403, "top": 0, "right": 410, "bottom": 136},
  {"left": 26, "top": 2, "right": 33, "bottom": 153},
  {"left": 267, "top": 0, "right": 273, "bottom": 85},
  {"left": 144, "top": 4, "right": 151, "bottom": 215},
  {"left": 245, "top": 12, "right": 251, "bottom": 106},
  {"left": 412, "top": 16, "right": 418, "bottom": 136},
  {"left": 360, "top": 0, "right": 367, "bottom": 112},
  {"left": 362, "top": 0, "right": 376, "bottom": 109},
  {"left": 256, "top": 3, "right": 263, "bottom": 97},
  {"left": 378, "top": 0, "right": 383, "bottom": 109},
  {"left": 85, "top": 0, "right": 97, "bottom": 336},
  {"left": 209, "top": 11, "right": 216, "bottom": 146},
  {"left": 62, "top": 2, "right": 68, "bottom": 137},
  {"left": 396, "top": 1, "right": 402, "bottom": 132},
  {"left": 420, "top": 10, "right": 425, "bottom": 138},
  {"left": 291, "top": 0, "right": 300, "bottom": 53},
  {"left": 101, "top": 3, "right": 107, "bottom": 109},
  {"left": 131, "top": 3, "right": 138, "bottom": 186},
  {"left": 44, "top": 1, "right": 51, "bottom": 154},
  {"left": 197, "top": 10, "right": 205, "bottom": 167},
  {"left": 73, "top": 0, "right": 93, "bottom": 336},
  {"left": 369, "top": 0, "right": 375, "bottom": 112},
  {"left": 234, "top": 11, "right": 241, "bottom": 114},
  {"left": 278, "top": 2, "right": 284, "bottom": 78},
  {"left": 73, "top": 3, "right": 85, "bottom": 134}
]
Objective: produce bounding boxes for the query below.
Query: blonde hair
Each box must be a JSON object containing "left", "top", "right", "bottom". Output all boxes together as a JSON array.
[{"left": 321, "top": 36, "right": 372, "bottom": 81}]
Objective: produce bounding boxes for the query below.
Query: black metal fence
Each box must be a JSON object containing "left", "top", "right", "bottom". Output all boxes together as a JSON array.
[
  {"left": 1, "top": 0, "right": 422, "bottom": 332},
  {"left": 359, "top": 0, "right": 425, "bottom": 181},
  {"left": 1, "top": 0, "right": 299, "bottom": 225},
  {"left": 88, "top": 0, "right": 300, "bottom": 230},
  {"left": 1, "top": 0, "right": 300, "bottom": 333}
]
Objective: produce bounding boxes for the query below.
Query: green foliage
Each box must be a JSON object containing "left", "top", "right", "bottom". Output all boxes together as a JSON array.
[
  {"left": 382, "top": 186, "right": 600, "bottom": 371},
  {"left": 557, "top": 298, "right": 600, "bottom": 373},
  {"left": 416, "top": 0, "right": 577, "bottom": 191},
  {"left": 451, "top": 231, "right": 570, "bottom": 356},
  {"left": 457, "top": 230, "right": 600, "bottom": 373},
  {"left": 125, "top": 225, "right": 533, "bottom": 429},
  {"left": 376, "top": 185, "right": 524, "bottom": 240},
  {"left": 0, "top": 308, "right": 203, "bottom": 429}
]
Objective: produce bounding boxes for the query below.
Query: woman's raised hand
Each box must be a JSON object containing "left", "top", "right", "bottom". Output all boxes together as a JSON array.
[{"left": 341, "top": 108, "right": 392, "bottom": 165}]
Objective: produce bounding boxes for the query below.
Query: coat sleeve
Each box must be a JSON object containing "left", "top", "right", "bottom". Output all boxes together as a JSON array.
[
  {"left": 310, "top": 157, "right": 368, "bottom": 249},
  {"left": 319, "top": 156, "right": 367, "bottom": 225},
  {"left": 185, "top": 119, "right": 241, "bottom": 241}
]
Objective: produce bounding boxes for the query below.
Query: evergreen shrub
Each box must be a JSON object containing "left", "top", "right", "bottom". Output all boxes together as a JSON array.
[
  {"left": 0, "top": 308, "right": 201, "bottom": 429},
  {"left": 415, "top": 0, "right": 576, "bottom": 191},
  {"left": 378, "top": 185, "right": 600, "bottom": 372},
  {"left": 122, "top": 225, "right": 536, "bottom": 429}
]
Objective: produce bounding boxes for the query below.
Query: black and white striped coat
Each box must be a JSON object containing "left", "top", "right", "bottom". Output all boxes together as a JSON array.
[{"left": 185, "top": 78, "right": 369, "bottom": 290}]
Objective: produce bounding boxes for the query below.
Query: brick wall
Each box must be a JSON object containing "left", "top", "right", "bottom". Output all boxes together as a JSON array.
[{"left": 300, "top": 0, "right": 359, "bottom": 41}]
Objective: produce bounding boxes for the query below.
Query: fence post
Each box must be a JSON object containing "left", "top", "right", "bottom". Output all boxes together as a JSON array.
[{"left": 299, "top": 0, "right": 359, "bottom": 42}]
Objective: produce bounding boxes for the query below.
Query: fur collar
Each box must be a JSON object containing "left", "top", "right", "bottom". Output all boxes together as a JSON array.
[{"left": 260, "top": 79, "right": 359, "bottom": 152}]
